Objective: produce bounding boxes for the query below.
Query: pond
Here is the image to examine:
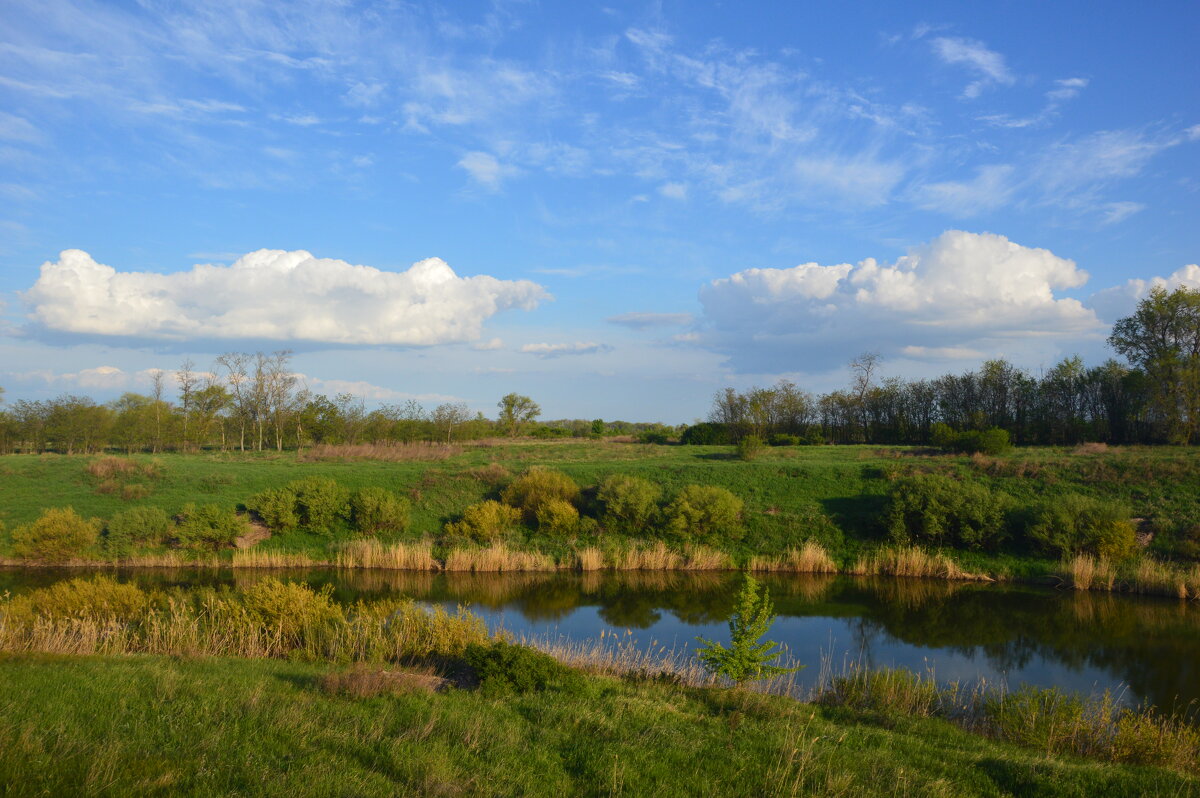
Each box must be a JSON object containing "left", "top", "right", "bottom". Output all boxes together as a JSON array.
[{"left": 3, "top": 567, "right": 1198, "bottom": 712}]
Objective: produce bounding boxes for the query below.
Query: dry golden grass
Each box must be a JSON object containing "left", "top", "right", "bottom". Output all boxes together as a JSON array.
[
  {"left": 1125, "top": 559, "right": 1200, "bottom": 599},
  {"left": 610, "top": 542, "right": 682, "bottom": 570},
  {"left": 335, "top": 540, "right": 440, "bottom": 571},
  {"left": 297, "top": 442, "right": 461, "bottom": 462},
  {"left": 572, "top": 546, "right": 605, "bottom": 571},
  {"left": 1063, "top": 555, "right": 1116, "bottom": 591},
  {"left": 680, "top": 544, "right": 734, "bottom": 570},
  {"left": 849, "top": 547, "right": 990, "bottom": 581},
  {"left": 442, "top": 543, "right": 556, "bottom": 572},
  {"left": 319, "top": 664, "right": 447, "bottom": 697},
  {"left": 232, "top": 549, "right": 325, "bottom": 568},
  {"left": 748, "top": 542, "right": 837, "bottom": 574}
]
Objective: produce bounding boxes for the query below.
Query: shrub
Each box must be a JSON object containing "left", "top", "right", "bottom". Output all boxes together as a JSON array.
[
  {"left": 679, "top": 422, "right": 731, "bottom": 445},
  {"left": 1, "top": 575, "right": 149, "bottom": 623},
  {"left": 240, "top": 578, "right": 343, "bottom": 647},
  {"left": 288, "top": 477, "right": 350, "bottom": 533},
  {"left": 695, "top": 574, "right": 799, "bottom": 686},
  {"left": 882, "top": 474, "right": 1009, "bottom": 550},
  {"left": 105, "top": 506, "right": 172, "bottom": 557},
  {"left": 444, "top": 500, "right": 523, "bottom": 543},
  {"left": 350, "top": 487, "right": 411, "bottom": 535},
  {"left": 245, "top": 488, "right": 300, "bottom": 532},
  {"left": 637, "top": 430, "right": 670, "bottom": 445},
  {"left": 664, "top": 485, "right": 744, "bottom": 541},
  {"left": 768, "top": 433, "right": 801, "bottom": 447},
  {"left": 736, "top": 435, "right": 765, "bottom": 461},
  {"left": 1024, "top": 494, "right": 1136, "bottom": 560},
  {"left": 597, "top": 474, "right": 661, "bottom": 532},
  {"left": 10, "top": 507, "right": 100, "bottom": 563},
  {"left": 500, "top": 467, "right": 579, "bottom": 522},
  {"left": 463, "top": 640, "right": 583, "bottom": 694},
  {"left": 930, "top": 424, "right": 1011, "bottom": 455},
  {"left": 535, "top": 499, "right": 579, "bottom": 536},
  {"left": 177, "top": 504, "right": 250, "bottom": 551}
]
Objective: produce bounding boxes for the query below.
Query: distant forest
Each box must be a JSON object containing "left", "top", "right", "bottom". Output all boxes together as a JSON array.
[{"left": 1, "top": 285, "right": 1197, "bottom": 452}]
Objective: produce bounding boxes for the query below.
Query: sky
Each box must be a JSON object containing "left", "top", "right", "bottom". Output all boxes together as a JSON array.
[{"left": 0, "top": 0, "right": 1198, "bottom": 422}]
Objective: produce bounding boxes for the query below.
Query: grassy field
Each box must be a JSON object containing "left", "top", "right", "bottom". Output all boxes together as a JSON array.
[
  {"left": 2, "top": 652, "right": 1197, "bottom": 797},
  {"left": 3, "top": 440, "right": 1200, "bottom": 581}
]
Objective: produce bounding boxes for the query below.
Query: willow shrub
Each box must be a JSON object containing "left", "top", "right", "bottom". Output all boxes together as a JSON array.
[
  {"left": 289, "top": 477, "right": 351, "bottom": 534},
  {"left": 444, "top": 500, "right": 523, "bottom": 544},
  {"left": 534, "top": 498, "right": 579, "bottom": 536},
  {"left": 349, "top": 487, "right": 411, "bottom": 535},
  {"left": 10, "top": 507, "right": 100, "bottom": 563},
  {"left": 104, "top": 506, "right": 172, "bottom": 557},
  {"left": 882, "top": 474, "right": 1010, "bottom": 550},
  {"left": 177, "top": 504, "right": 250, "bottom": 551},
  {"left": 500, "top": 467, "right": 580, "bottom": 523},
  {"left": 596, "top": 474, "right": 661, "bottom": 532},
  {"left": 245, "top": 487, "right": 301, "bottom": 532},
  {"left": 664, "top": 485, "right": 744, "bottom": 542},
  {"left": 1024, "top": 494, "right": 1137, "bottom": 561}
]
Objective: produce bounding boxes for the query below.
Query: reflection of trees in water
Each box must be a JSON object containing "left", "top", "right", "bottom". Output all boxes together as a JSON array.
[{"left": 10, "top": 566, "right": 1200, "bottom": 711}]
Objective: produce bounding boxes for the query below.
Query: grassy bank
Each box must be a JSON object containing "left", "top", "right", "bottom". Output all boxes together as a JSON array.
[
  {"left": 2, "top": 653, "right": 1197, "bottom": 797},
  {"left": 3, "top": 442, "right": 1200, "bottom": 597}
]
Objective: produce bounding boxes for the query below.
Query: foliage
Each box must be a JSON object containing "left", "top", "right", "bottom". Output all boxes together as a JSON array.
[
  {"left": 104, "top": 506, "right": 172, "bottom": 557},
  {"left": 736, "top": 434, "right": 765, "bottom": 461},
  {"left": 695, "top": 574, "right": 799, "bottom": 686},
  {"left": 497, "top": 393, "right": 541, "bottom": 437},
  {"left": 0, "top": 575, "right": 149, "bottom": 624},
  {"left": 245, "top": 487, "right": 300, "bottom": 532},
  {"left": 463, "top": 640, "right": 583, "bottom": 694},
  {"left": 349, "top": 487, "right": 411, "bottom": 535},
  {"left": 680, "top": 422, "right": 731, "bottom": 445},
  {"left": 443, "top": 500, "right": 523, "bottom": 543},
  {"left": 177, "top": 503, "right": 250, "bottom": 550},
  {"left": 288, "top": 476, "right": 350, "bottom": 533},
  {"left": 930, "top": 423, "right": 1012, "bottom": 454},
  {"left": 637, "top": 429, "right": 670, "bottom": 444},
  {"left": 10, "top": 507, "right": 100, "bottom": 562},
  {"left": 240, "top": 578, "right": 343, "bottom": 647},
  {"left": 767, "top": 433, "right": 801, "bottom": 446},
  {"left": 500, "top": 466, "right": 579, "bottom": 522},
  {"left": 534, "top": 498, "right": 579, "bottom": 536},
  {"left": 664, "top": 484, "right": 744, "bottom": 541},
  {"left": 597, "top": 473, "right": 661, "bottom": 532},
  {"left": 882, "top": 473, "right": 1011, "bottom": 550},
  {"left": 1024, "top": 494, "right": 1137, "bottom": 560}
]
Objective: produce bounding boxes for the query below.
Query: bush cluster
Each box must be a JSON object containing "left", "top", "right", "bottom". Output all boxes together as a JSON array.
[
  {"left": 104, "top": 506, "right": 172, "bottom": 557},
  {"left": 444, "top": 500, "right": 523, "bottom": 543},
  {"left": 463, "top": 640, "right": 583, "bottom": 694},
  {"left": 247, "top": 479, "right": 409, "bottom": 537},
  {"left": 930, "top": 423, "right": 1011, "bottom": 455},
  {"left": 177, "top": 504, "right": 250, "bottom": 551},
  {"left": 10, "top": 508, "right": 100, "bottom": 563},
  {"left": 1024, "top": 495, "right": 1136, "bottom": 560}
]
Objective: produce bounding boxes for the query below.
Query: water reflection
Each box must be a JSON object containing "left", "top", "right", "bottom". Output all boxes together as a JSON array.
[{"left": 2, "top": 566, "right": 1197, "bottom": 712}]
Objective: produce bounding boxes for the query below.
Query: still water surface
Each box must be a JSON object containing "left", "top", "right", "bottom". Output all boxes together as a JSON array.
[{"left": 3, "top": 567, "right": 1197, "bottom": 711}]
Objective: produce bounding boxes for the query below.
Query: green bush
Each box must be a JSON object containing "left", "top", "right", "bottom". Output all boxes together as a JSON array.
[
  {"left": 240, "top": 578, "right": 344, "bottom": 647},
  {"left": 637, "top": 430, "right": 670, "bottom": 445},
  {"left": 444, "top": 500, "right": 523, "bottom": 543},
  {"left": 288, "top": 477, "right": 350, "bottom": 534},
  {"left": 177, "top": 504, "right": 250, "bottom": 551},
  {"left": 736, "top": 435, "right": 765, "bottom": 461},
  {"left": 245, "top": 488, "right": 300, "bottom": 532},
  {"left": 597, "top": 474, "right": 661, "bottom": 532},
  {"left": 10, "top": 507, "right": 100, "bottom": 563},
  {"left": 105, "top": 506, "right": 172, "bottom": 557},
  {"left": 463, "top": 641, "right": 583, "bottom": 694},
  {"left": 882, "top": 474, "right": 1009, "bottom": 550},
  {"left": 500, "top": 467, "right": 579, "bottom": 522},
  {"left": 930, "top": 424, "right": 1011, "bottom": 455},
  {"left": 664, "top": 485, "right": 744, "bottom": 541},
  {"left": 1024, "top": 494, "right": 1136, "bottom": 560},
  {"left": 1, "top": 575, "right": 149, "bottom": 624},
  {"left": 679, "top": 422, "right": 731, "bottom": 445},
  {"left": 535, "top": 498, "right": 579, "bottom": 536},
  {"left": 768, "top": 433, "right": 801, "bottom": 446},
  {"left": 349, "top": 487, "right": 411, "bottom": 535}
]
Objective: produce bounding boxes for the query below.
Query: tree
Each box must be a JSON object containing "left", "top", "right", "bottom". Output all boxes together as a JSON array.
[
  {"left": 497, "top": 393, "right": 540, "bottom": 436},
  {"left": 695, "top": 574, "right": 800, "bottom": 686},
  {"left": 433, "top": 402, "right": 470, "bottom": 443}
]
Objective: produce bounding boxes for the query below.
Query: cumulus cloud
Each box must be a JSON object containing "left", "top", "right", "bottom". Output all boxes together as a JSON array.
[
  {"left": 1088, "top": 263, "right": 1200, "bottom": 322},
  {"left": 696, "top": 230, "right": 1102, "bottom": 372},
  {"left": 606, "top": 312, "right": 694, "bottom": 329},
  {"left": 930, "top": 37, "right": 1015, "bottom": 98},
  {"left": 23, "top": 249, "right": 549, "bottom": 346},
  {"left": 521, "top": 341, "right": 613, "bottom": 358}
]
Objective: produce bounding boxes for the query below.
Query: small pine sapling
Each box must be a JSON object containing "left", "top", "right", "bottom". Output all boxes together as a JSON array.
[{"left": 695, "top": 574, "right": 801, "bottom": 686}]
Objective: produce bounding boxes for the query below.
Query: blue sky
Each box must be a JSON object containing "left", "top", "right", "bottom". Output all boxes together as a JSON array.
[{"left": 1, "top": 0, "right": 1197, "bottom": 422}]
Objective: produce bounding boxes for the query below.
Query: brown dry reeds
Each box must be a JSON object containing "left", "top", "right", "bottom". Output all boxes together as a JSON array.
[
  {"left": 1062, "top": 555, "right": 1116, "bottom": 591},
  {"left": 442, "top": 543, "right": 556, "bottom": 572},
  {"left": 849, "top": 546, "right": 991, "bottom": 581},
  {"left": 335, "top": 540, "right": 440, "bottom": 571},
  {"left": 611, "top": 542, "right": 682, "bottom": 570},
  {"left": 572, "top": 546, "right": 606, "bottom": 571},
  {"left": 297, "top": 442, "right": 461, "bottom": 462},
  {"left": 232, "top": 549, "right": 325, "bottom": 568},
  {"left": 748, "top": 542, "right": 837, "bottom": 574},
  {"left": 681, "top": 544, "right": 734, "bottom": 570},
  {"left": 1126, "top": 559, "right": 1200, "bottom": 600},
  {"left": 319, "top": 664, "right": 447, "bottom": 697}
]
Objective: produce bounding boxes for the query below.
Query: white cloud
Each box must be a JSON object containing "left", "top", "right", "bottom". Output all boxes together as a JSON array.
[
  {"left": 8, "top": 365, "right": 133, "bottom": 391},
  {"left": 793, "top": 153, "right": 906, "bottom": 206},
  {"left": 607, "top": 312, "right": 694, "bottom": 329},
  {"left": 23, "top": 249, "right": 549, "bottom": 346},
  {"left": 1046, "top": 77, "right": 1088, "bottom": 101},
  {"left": 696, "top": 230, "right": 1101, "bottom": 371},
  {"left": 901, "top": 345, "right": 983, "bottom": 360},
  {"left": 916, "top": 165, "right": 1016, "bottom": 216},
  {"left": 658, "top": 182, "right": 688, "bottom": 200},
  {"left": 1088, "top": 264, "right": 1200, "bottom": 322},
  {"left": 472, "top": 337, "right": 504, "bottom": 350},
  {"left": 0, "top": 112, "right": 42, "bottom": 143},
  {"left": 521, "top": 341, "right": 613, "bottom": 358},
  {"left": 930, "top": 37, "right": 1015, "bottom": 98},
  {"left": 298, "top": 374, "right": 460, "bottom": 402},
  {"left": 457, "top": 151, "right": 518, "bottom": 190},
  {"left": 1100, "top": 201, "right": 1145, "bottom": 225}
]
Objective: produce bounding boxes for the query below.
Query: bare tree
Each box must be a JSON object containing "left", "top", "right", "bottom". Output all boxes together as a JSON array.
[
  {"left": 434, "top": 402, "right": 470, "bottom": 443},
  {"left": 176, "top": 358, "right": 197, "bottom": 449},
  {"left": 149, "top": 369, "right": 165, "bottom": 452},
  {"left": 216, "top": 352, "right": 250, "bottom": 451},
  {"left": 849, "top": 352, "right": 881, "bottom": 442}
]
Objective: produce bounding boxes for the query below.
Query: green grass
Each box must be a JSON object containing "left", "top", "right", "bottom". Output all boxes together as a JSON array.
[
  {"left": 2, "top": 653, "right": 1196, "bottom": 797},
  {"left": 3, "top": 441, "right": 1200, "bottom": 575}
]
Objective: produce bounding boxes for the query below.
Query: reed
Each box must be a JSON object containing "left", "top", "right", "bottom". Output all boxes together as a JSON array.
[
  {"left": 680, "top": 544, "right": 733, "bottom": 570},
  {"left": 335, "top": 539, "right": 440, "bottom": 571},
  {"left": 610, "top": 541, "right": 681, "bottom": 570},
  {"left": 1063, "top": 555, "right": 1116, "bottom": 591},
  {"left": 571, "top": 546, "right": 606, "bottom": 571},
  {"left": 849, "top": 546, "right": 990, "bottom": 581},
  {"left": 748, "top": 542, "right": 837, "bottom": 574},
  {"left": 1124, "top": 558, "right": 1200, "bottom": 600},
  {"left": 442, "top": 543, "right": 556, "bottom": 572},
  {"left": 232, "top": 549, "right": 325, "bottom": 568}
]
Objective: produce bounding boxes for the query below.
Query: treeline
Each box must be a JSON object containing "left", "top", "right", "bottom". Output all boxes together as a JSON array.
[
  {"left": 0, "top": 352, "right": 659, "bottom": 455},
  {"left": 695, "top": 356, "right": 1158, "bottom": 446}
]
